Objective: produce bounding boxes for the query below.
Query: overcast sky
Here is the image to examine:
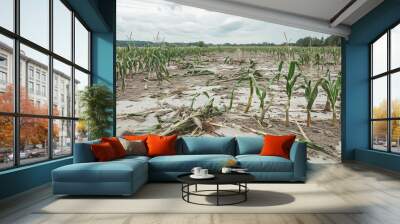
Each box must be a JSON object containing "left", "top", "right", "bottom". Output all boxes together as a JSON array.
[{"left": 117, "top": 0, "right": 329, "bottom": 44}]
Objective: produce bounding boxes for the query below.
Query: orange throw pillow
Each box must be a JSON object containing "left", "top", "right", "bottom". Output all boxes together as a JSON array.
[
  {"left": 123, "top": 135, "right": 148, "bottom": 141},
  {"left": 146, "top": 134, "right": 177, "bottom": 157},
  {"left": 260, "top": 135, "right": 296, "bottom": 159},
  {"left": 101, "top": 137, "right": 127, "bottom": 158},
  {"left": 123, "top": 135, "right": 149, "bottom": 150},
  {"left": 91, "top": 142, "right": 117, "bottom": 162}
]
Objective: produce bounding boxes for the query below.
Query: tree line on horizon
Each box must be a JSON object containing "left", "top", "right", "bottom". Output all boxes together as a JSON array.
[{"left": 117, "top": 35, "right": 341, "bottom": 48}]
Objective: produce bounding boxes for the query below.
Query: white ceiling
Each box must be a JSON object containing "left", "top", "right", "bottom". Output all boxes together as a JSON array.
[
  {"left": 167, "top": 0, "right": 384, "bottom": 37},
  {"left": 226, "top": 0, "right": 351, "bottom": 22}
]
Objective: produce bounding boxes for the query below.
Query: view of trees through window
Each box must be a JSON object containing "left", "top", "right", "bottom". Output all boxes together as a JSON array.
[
  {"left": 0, "top": 0, "right": 91, "bottom": 170},
  {"left": 116, "top": 0, "right": 342, "bottom": 163},
  {"left": 371, "top": 23, "right": 400, "bottom": 153}
]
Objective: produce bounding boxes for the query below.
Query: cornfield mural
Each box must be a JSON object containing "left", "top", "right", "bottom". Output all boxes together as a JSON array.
[{"left": 116, "top": 40, "right": 343, "bottom": 162}]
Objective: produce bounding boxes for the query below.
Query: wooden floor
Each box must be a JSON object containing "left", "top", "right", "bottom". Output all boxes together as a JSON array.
[{"left": 1, "top": 162, "right": 400, "bottom": 224}]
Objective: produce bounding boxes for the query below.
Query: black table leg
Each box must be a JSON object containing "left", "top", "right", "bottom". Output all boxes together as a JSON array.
[
  {"left": 195, "top": 184, "right": 198, "bottom": 192},
  {"left": 216, "top": 184, "right": 219, "bottom": 206},
  {"left": 187, "top": 184, "right": 190, "bottom": 202},
  {"left": 181, "top": 184, "right": 183, "bottom": 199},
  {"left": 245, "top": 183, "right": 247, "bottom": 201}
]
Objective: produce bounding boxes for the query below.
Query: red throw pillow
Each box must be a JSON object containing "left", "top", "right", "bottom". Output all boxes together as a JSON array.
[
  {"left": 146, "top": 134, "right": 177, "bottom": 157},
  {"left": 91, "top": 142, "right": 117, "bottom": 162},
  {"left": 101, "top": 137, "right": 127, "bottom": 158},
  {"left": 260, "top": 135, "right": 296, "bottom": 159}
]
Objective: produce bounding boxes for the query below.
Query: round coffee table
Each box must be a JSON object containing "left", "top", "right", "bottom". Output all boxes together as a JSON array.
[{"left": 177, "top": 173, "right": 255, "bottom": 206}]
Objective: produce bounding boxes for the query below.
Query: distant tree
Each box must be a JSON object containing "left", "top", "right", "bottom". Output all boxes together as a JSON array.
[
  {"left": 196, "top": 41, "right": 206, "bottom": 47},
  {"left": 295, "top": 35, "right": 340, "bottom": 47},
  {"left": 0, "top": 85, "right": 58, "bottom": 150},
  {"left": 324, "top": 35, "right": 341, "bottom": 46},
  {"left": 295, "top": 37, "right": 324, "bottom": 47}
]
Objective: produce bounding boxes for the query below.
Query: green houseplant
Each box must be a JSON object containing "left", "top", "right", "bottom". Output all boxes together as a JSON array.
[{"left": 79, "top": 84, "right": 114, "bottom": 140}]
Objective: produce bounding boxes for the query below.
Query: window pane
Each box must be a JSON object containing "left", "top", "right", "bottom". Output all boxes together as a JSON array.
[
  {"left": 75, "top": 18, "right": 89, "bottom": 70},
  {"left": 0, "top": 116, "right": 13, "bottom": 170},
  {"left": 391, "top": 72, "right": 400, "bottom": 118},
  {"left": 372, "top": 121, "right": 388, "bottom": 151},
  {"left": 20, "top": 0, "right": 49, "bottom": 49},
  {"left": 53, "top": 59, "right": 72, "bottom": 117},
  {"left": 20, "top": 44, "right": 49, "bottom": 115},
  {"left": 53, "top": 119, "right": 72, "bottom": 157},
  {"left": 0, "top": 0, "right": 14, "bottom": 31},
  {"left": 0, "top": 35, "right": 14, "bottom": 112},
  {"left": 372, "top": 33, "right": 387, "bottom": 76},
  {"left": 74, "top": 69, "right": 89, "bottom": 118},
  {"left": 20, "top": 117, "right": 49, "bottom": 165},
  {"left": 75, "top": 120, "right": 88, "bottom": 143},
  {"left": 391, "top": 24, "right": 400, "bottom": 70},
  {"left": 391, "top": 120, "right": 400, "bottom": 153},
  {"left": 372, "top": 77, "right": 387, "bottom": 119},
  {"left": 53, "top": 0, "right": 72, "bottom": 60}
]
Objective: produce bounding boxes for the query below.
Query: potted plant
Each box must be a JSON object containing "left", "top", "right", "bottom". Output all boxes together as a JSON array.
[{"left": 79, "top": 84, "right": 114, "bottom": 140}]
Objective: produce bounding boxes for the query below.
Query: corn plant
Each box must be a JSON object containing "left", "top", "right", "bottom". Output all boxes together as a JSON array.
[
  {"left": 278, "top": 61, "right": 302, "bottom": 126},
  {"left": 253, "top": 74, "right": 279, "bottom": 123},
  {"left": 322, "top": 71, "right": 341, "bottom": 124},
  {"left": 242, "top": 64, "right": 261, "bottom": 113},
  {"left": 249, "top": 59, "right": 257, "bottom": 69},
  {"left": 224, "top": 56, "right": 233, "bottom": 64},
  {"left": 190, "top": 93, "right": 201, "bottom": 109},
  {"left": 302, "top": 77, "right": 322, "bottom": 127},
  {"left": 244, "top": 72, "right": 255, "bottom": 113},
  {"left": 228, "top": 81, "right": 239, "bottom": 111}
]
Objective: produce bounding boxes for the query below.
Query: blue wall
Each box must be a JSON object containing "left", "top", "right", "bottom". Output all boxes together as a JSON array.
[
  {"left": 343, "top": 0, "right": 400, "bottom": 171},
  {"left": 0, "top": 158, "right": 72, "bottom": 199},
  {"left": 0, "top": 0, "right": 116, "bottom": 200},
  {"left": 91, "top": 0, "right": 116, "bottom": 135},
  {"left": 92, "top": 32, "right": 115, "bottom": 135}
]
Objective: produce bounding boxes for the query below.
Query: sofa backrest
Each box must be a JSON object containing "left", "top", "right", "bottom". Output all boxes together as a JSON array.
[
  {"left": 235, "top": 136, "right": 264, "bottom": 155},
  {"left": 73, "top": 136, "right": 267, "bottom": 161},
  {"left": 177, "top": 136, "right": 236, "bottom": 155},
  {"left": 73, "top": 140, "right": 100, "bottom": 163}
]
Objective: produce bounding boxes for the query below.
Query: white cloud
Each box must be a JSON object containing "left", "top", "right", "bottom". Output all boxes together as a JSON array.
[{"left": 117, "top": 0, "right": 328, "bottom": 44}]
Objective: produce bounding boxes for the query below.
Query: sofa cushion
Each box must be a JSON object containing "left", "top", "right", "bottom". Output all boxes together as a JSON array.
[
  {"left": 236, "top": 136, "right": 263, "bottom": 155},
  {"left": 149, "top": 154, "right": 235, "bottom": 172},
  {"left": 116, "top": 155, "right": 150, "bottom": 163},
  {"left": 53, "top": 158, "right": 147, "bottom": 183},
  {"left": 177, "top": 137, "right": 236, "bottom": 155},
  {"left": 236, "top": 155, "right": 293, "bottom": 172}
]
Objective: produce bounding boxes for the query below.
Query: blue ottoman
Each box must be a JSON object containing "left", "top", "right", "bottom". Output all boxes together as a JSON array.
[{"left": 52, "top": 157, "right": 148, "bottom": 196}]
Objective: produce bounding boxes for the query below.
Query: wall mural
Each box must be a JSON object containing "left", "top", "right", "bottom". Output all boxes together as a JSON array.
[{"left": 116, "top": 0, "right": 342, "bottom": 163}]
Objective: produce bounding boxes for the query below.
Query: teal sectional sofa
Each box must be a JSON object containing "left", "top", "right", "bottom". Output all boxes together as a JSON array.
[{"left": 52, "top": 136, "right": 307, "bottom": 196}]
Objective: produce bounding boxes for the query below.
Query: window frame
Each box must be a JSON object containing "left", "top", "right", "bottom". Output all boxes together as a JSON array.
[
  {"left": 370, "top": 22, "right": 400, "bottom": 154},
  {"left": 0, "top": 0, "right": 92, "bottom": 171}
]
